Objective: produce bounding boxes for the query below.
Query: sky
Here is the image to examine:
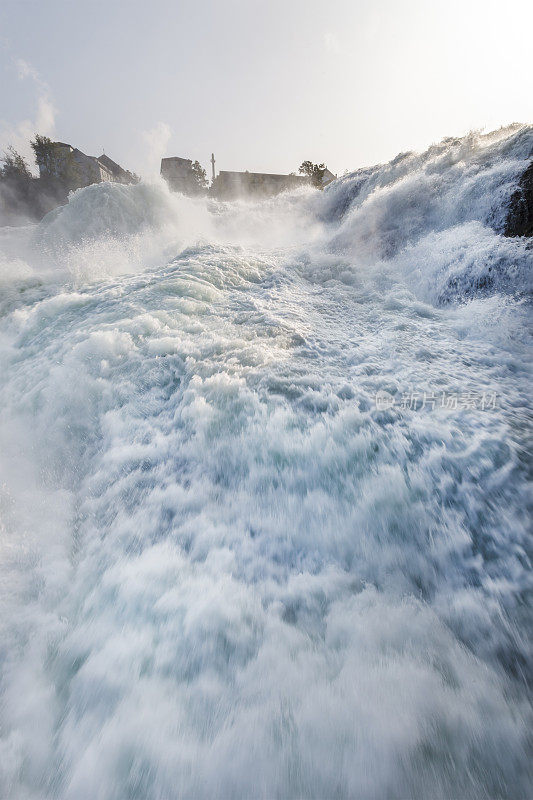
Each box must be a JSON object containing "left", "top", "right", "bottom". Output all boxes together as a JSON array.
[{"left": 1, "top": 0, "right": 532, "bottom": 179}]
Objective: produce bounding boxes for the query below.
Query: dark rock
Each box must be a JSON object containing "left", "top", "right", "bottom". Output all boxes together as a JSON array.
[
  {"left": 504, "top": 159, "right": 533, "bottom": 237},
  {"left": 0, "top": 175, "right": 69, "bottom": 226}
]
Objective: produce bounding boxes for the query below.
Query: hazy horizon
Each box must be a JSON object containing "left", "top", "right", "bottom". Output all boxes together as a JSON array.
[{"left": 1, "top": 0, "right": 532, "bottom": 179}]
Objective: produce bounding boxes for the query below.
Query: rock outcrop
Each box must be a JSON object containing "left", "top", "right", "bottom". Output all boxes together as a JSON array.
[{"left": 504, "top": 159, "right": 533, "bottom": 237}]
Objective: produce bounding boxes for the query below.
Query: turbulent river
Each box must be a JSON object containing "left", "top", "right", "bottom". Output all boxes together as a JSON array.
[{"left": 0, "top": 125, "right": 532, "bottom": 799}]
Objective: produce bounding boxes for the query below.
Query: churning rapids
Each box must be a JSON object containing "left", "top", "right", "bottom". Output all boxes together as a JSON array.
[{"left": 0, "top": 126, "right": 532, "bottom": 800}]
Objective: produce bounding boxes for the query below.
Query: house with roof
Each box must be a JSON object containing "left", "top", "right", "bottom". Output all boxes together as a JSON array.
[
  {"left": 97, "top": 154, "right": 137, "bottom": 185},
  {"left": 320, "top": 168, "right": 336, "bottom": 187},
  {"left": 210, "top": 170, "right": 309, "bottom": 199},
  {"left": 36, "top": 142, "right": 137, "bottom": 190},
  {"left": 160, "top": 157, "right": 195, "bottom": 192}
]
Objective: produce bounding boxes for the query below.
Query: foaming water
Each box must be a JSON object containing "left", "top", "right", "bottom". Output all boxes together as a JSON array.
[{"left": 0, "top": 126, "right": 532, "bottom": 799}]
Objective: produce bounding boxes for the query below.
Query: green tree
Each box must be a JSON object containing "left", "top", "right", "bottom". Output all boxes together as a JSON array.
[
  {"left": 190, "top": 160, "right": 208, "bottom": 193},
  {"left": 0, "top": 146, "right": 32, "bottom": 180},
  {"left": 30, "top": 134, "right": 55, "bottom": 175},
  {"left": 299, "top": 160, "right": 327, "bottom": 189},
  {"left": 30, "top": 134, "right": 83, "bottom": 188}
]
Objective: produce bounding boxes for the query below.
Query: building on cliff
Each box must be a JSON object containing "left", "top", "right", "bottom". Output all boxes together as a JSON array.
[
  {"left": 209, "top": 166, "right": 336, "bottom": 199},
  {"left": 160, "top": 156, "right": 210, "bottom": 196},
  {"left": 210, "top": 170, "right": 309, "bottom": 199},
  {"left": 318, "top": 168, "right": 336, "bottom": 187},
  {"left": 36, "top": 142, "right": 137, "bottom": 190},
  {"left": 161, "top": 155, "right": 336, "bottom": 199},
  {"left": 160, "top": 157, "right": 195, "bottom": 193},
  {"left": 97, "top": 153, "right": 138, "bottom": 185}
]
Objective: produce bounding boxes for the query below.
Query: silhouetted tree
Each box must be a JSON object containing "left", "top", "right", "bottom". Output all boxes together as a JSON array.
[
  {"left": 0, "top": 146, "right": 33, "bottom": 225},
  {"left": 190, "top": 160, "right": 208, "bottom": 193},
  {"left": 299, "top": 160, "right": 327, "bottom": 188},
  {"left": 30, "top": 134, "right": 55, "bottom": 175},
  {"left": 0, "top": 146, "right": 32, "bottom": 180}
]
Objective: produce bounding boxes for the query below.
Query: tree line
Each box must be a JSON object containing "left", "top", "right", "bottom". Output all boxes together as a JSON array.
[
  {"left": 0, "top": 136, "right": 74, "bottom": 224},
  {"left": 297, "top": 160, "right": 328, "bottom": 188},
  {"left": 0, "top": 135, "right": 56, "bottom": 181}
]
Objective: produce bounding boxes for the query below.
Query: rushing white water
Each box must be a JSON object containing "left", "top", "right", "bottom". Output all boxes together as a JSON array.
[{"left": 0, "top": 125, "right": 531, "bottom": 800}]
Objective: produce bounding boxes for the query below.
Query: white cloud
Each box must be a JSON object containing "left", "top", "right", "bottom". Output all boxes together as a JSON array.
[
  {"left": 15, "top": 58, "right": 40, "bottom": 82},
  {"left": 35, "top": 96, "right": 56, "bottom": 135}
]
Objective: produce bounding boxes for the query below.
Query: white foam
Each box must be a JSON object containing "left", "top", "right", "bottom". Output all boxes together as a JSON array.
[{"left": 0, "top": 126, "right": 532, "bottom": 799}]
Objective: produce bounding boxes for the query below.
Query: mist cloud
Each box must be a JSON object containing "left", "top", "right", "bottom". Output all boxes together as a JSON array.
[
  {"left": 0, "top": 57, "right": 56, "bottom": 172},
  {"left": 324, "top": 31, "right": 342, "bottom": 55},
  {"left": 140, "top": 122, "right": 172, "bottom": 179}
]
